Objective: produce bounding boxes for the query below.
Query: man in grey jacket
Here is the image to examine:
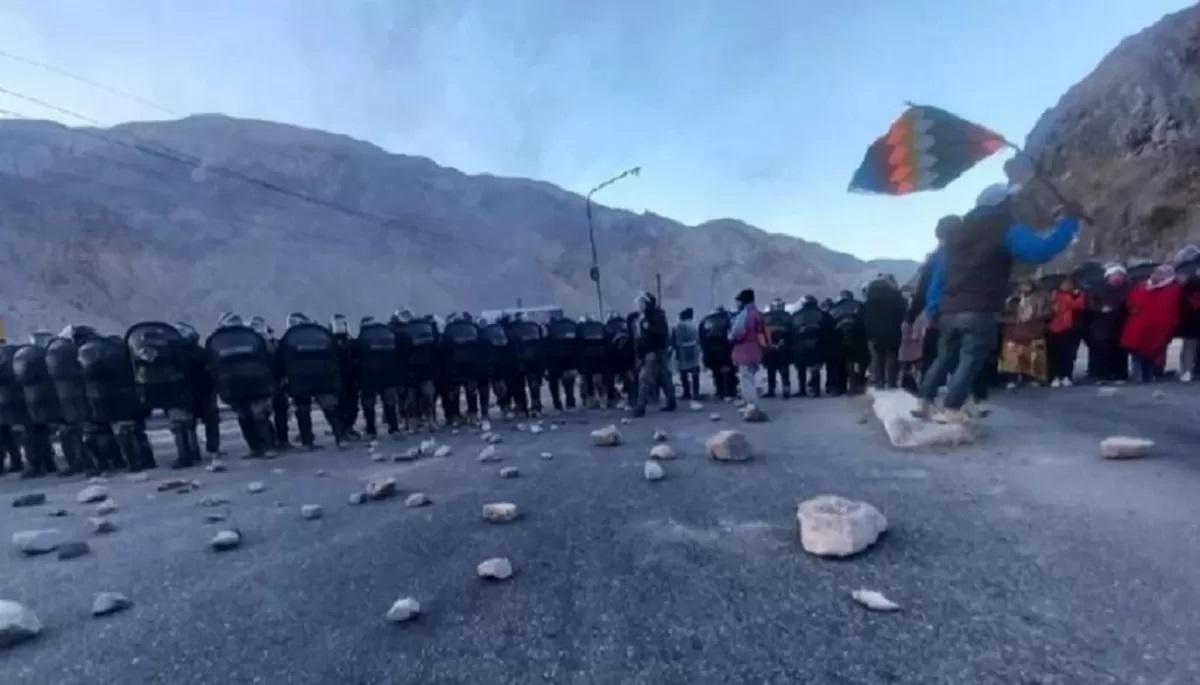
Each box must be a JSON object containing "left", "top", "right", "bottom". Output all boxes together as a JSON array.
[{"left": 672, "top": 308, "right": 701, "bottom": 400}]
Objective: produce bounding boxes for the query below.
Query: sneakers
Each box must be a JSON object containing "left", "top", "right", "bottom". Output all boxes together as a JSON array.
[
  {"left": 1050, "top": 379, "right": 1062, "bottom": 388},
  {"left": 910, "top": 399, "right": 934, "bottom": 420},
  {"left": 933, "top": 408, "right": 971, "bottom": 425},
  {"left": 1182, "top": 372, "right": 1193, "bottom": 383},
  {"left": 1062, "top": 378, "right": 1073, "bottom": 387}
]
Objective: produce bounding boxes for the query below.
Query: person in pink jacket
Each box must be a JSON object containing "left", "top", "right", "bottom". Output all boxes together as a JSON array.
[{"left": 729, "top": 288, "right": 768, "bottom": 403}]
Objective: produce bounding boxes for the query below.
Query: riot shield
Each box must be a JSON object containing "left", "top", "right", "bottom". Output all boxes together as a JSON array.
[
  {"left": 279, "top": 323, "right": 341, "bottom": 399},
  {"left": 0, "top": 344, "right": 31, "bottom": 426},
  {"left": 14, "top": 344, "right": 64, "bottom": 424},
  {"left": 46, "top": 337, "right": 90, "bottom": 424},
  {"left": 205, "top": 325, "right": 274, "bottom": 403},
  {"left": 356, "top": 322, "right": 400, "bottom": 390},
  {"left": 126, "top": 321, "right": 192, "bottom": 410}
]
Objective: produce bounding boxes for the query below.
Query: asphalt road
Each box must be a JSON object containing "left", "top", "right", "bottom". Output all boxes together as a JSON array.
[{"left": 2, "top": 382, "right": 1199, "bottom": 684}]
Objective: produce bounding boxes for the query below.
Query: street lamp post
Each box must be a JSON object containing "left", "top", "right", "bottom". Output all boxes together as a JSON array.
[{"left": 586, "top": 166, "right": 640, "bottom": 318}]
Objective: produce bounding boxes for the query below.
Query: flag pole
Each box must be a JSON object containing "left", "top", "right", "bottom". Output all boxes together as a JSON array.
[{"left": 1001, "top": 140, "right": 1093, "bottom": 224}]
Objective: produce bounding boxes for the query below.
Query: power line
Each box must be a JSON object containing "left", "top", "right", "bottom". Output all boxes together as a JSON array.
[{"left": 0, "top": 48, "right": 181, "bottom": 117}]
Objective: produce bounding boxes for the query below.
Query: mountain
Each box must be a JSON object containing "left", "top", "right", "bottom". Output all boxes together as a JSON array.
[
  {"left": 0, "top": 115, "right": 915, "bottom": 338},
  {"left": 1014, "top": 5, "right": 1200, "bottom": 265}
]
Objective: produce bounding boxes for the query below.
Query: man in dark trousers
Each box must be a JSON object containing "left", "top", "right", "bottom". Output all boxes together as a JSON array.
[
  {"left": 632, "top": 292, "right": 676, "bottom": 417},
  {"left": 863, "top": 275, "right": 908, "bottom": 389},
  {"left": 915, "top": 183, "right": 1080, "bottom": 423}
]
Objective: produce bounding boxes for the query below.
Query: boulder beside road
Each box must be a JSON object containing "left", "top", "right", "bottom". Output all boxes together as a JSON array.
[
  {"left": 796, "top": 495, "right": 887, "bottom": 558},
  {"left": 0, "top": 600, "right": 42, "bottom": 647}
]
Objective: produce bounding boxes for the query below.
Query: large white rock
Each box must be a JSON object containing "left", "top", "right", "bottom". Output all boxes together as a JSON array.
[
  {"left": 365, "top": 477, "right": 397, "bottom": 500},
  {"left": 210, "top": 529, "right": 242, "bottom": 551},
  {"left": 796, "top": 495, "right": 888, "bottom": 557},
  {"left": 705, "top": 430, "right": 752, "bottom": 461},
  {"left": 1100, "top": 436, "right": 1154, "bottom": 459},
  {"left": 385, "top": 597, "right": 421, "bottom": 623},
  {"left": 869, "top": 389, "right": 976, "bottom": 449},
  {"left": 301, "top": 505, "right": 323, "bottom": 520},
  {"left": 478, "top": 445, "right": 502, "bottom": 463},
  {"left": 499, "top": 466, "right": 520, "bottom": 479},
  {"left": 12, "top": 529, "right": 63, "bottom": 555},
  {"left": 76, "top": 485, "right": 108, "bottom": 504},
  {"left": 649, "top": 444, "right": 676, "bottom": 461},
  {"left": 91, "top": 592, "right": 132, "bottom": 617},
  {"left": 482, "top": 502, "right": 518, "bottom": 523},
  {"left": 477, "top": 557, "right": 514, "bottom": 580},
  {"left": 0, "top": 600, "right": 42, "bottom": 647},
  {"left": 644, "top": 461, "right": 665, "bottom": 481},
  {"left": 591, "top": 425, "right": 622, "bottom": 447}
]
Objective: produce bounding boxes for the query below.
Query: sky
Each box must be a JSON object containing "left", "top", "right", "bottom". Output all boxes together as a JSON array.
[{"left": 0, "top": 0, "right": 1192, "bottom": 260}]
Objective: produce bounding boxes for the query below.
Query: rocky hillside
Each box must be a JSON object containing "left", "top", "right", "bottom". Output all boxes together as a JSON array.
[
  {"left": 0, "top": 115, "right": 913, "bottom": 338},
  {"left": 1015, "top": 5, "right": 1200, "bottom": 264}
]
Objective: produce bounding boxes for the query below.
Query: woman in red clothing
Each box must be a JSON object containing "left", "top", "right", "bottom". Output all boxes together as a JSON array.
[
  {"left": 1046, "top": 277, "right": 1085, "bottom": 386},
  {"left": 1121, "top": 264, "right": 1183, "bottom": 382}
]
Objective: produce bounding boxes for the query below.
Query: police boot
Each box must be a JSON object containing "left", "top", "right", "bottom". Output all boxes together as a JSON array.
[{"left": 170, "top": 425, "right": 199, "bottom": 469}]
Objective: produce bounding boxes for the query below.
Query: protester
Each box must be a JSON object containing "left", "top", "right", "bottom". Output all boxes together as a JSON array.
[
  {"left": 998, "top": 280, "right": 1050, "bottom": 387},
  {"left": 1174, "top": 246, "right": 1200, "bottom": 382},
  {"left": 908, "top": 215, "right": 961, "bottom": 378},
  {"left": 1046, "top": 277, "right": 1085, "bottom": 386},
  {"left": 863, "top": 274, "right": 907, "bottom": 389},
  {"left": 672, "top": 308, "right": 701, "bottom": 399},
  {"left": 915, "top": 183, "right": 1080, "bottom": 423},
  {"left": 898, "top": 313, "right": 926, "bottom": 392},
  {"left": 1121, "top": 264, "right": 1182, "bottom": 382},
  {"left": 728, "top": 288, "right": 767, "bottom": 404},
  {"left": 1085, "top": 264, "right": 1130, "bottom": 382}
]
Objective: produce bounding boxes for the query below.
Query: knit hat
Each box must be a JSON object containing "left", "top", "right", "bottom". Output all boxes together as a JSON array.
[{"left": 735, "top": 288, "right": 755, "bottom": 304}]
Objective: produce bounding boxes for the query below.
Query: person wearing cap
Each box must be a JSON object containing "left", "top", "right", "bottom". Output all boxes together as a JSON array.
[
  {"left": 1085, "top": 264, "right": 1131, "bottom": 382},
  {"left": 729, "top": 288, "right": 768, "bottom": 404},
  {"left": 915, "top": 182, "right": 1080, "bottom": 423},
  {"left": 1121, "top": 263, "right": 1182, "bottom": 382}
]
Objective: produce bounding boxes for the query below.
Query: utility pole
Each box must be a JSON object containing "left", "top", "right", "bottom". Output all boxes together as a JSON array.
[{"left": 585, "top": 166, "right": 641, "bottom": 318}]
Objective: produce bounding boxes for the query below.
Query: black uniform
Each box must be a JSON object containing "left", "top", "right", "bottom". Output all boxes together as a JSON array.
[
  {"left": 789, "top": 302, "right": 832, "bottom": 397},
  {"left": 14, "top": 344, "right": 68, "bottom": 477},
  {"left": 862, "top": 279, "right": 907, "bottom": 389},
  {"left": 0, "top": 344, "right": 30, "bottom": 474},
  {"left": 180, "top": 330, "right": 221, "bottom": 456},
  {"left": 762, "top": 310, "right": 794, "bottom": 398},
  {"left": 577, "top": 320, "right": 610, "bottom": 407},
  {"left": 441, "top": 319, "right": 485, "bottom": 423},
  {"left": 127, "top": 321, "right": 201, "bottom": 468},
  {"left": 828, "top": 297, "right": 868, "bottom": 395},
  {"left": 507, "top": 320, "right": 547, "bottom": 414},
  {"left": 699, "top": 311, "right": 735, "bottom": 398},
  {"left": 545, "top": 317, "right": 580, "bottom": 411},
  {"left": 482, "top": 322, "right": 515, "bottom": 415},
  {"left": 1085, "top": 282, "right": 1130, "bottom": 382},
  {"left": 79, "top": 335, "right": 151, "bottom": 471},
  {"left": 398, "top": 318, "right": 440, "bottom": 429},
  {"left": 279, "top": 323, "right": 346, "bottom": 447},
  {"left": 332, "top": 330, "right": 360, "bottom": 438},
  {"left": 633, "top": 298, "right": 676, "bottom": 416},
  {"left": 206, "top": 325, "right": 277, "bottom": 457},
  {"left": 604, "top": 316, "right": 635, "bottom": 406},
  {"left": 46, "top": 336, "right": 99, "bottom": 475},
  {"left": 356, "top": 322, "right": 402, "bottom": 435}
]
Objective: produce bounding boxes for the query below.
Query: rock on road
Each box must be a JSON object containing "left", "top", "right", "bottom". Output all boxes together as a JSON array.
[{"left": 1, "top": 384, "right": 1199, "bottom": 684}]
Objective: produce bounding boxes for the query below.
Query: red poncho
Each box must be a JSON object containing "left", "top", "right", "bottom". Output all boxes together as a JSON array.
[{"left": 1121, "top": 281, "right": 1182, "bottom": 366}]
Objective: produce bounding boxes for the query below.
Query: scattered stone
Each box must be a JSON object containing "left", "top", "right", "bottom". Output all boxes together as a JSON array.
[
  {"left": 644, "top": 461, "right": 665, "bottom": 481},
  {"left": 91, "top": 592, "right": 132, "bottom": 617},
  {"left": 619, "top": 417, "right": 633, "bottom": 425},
  {"left": 365, "top": 477, "right": 397, "bottom": 500},
  {"left": 210, "top": 529, "right": 242, "bottom": 552},
  {"left": 76, "top": 485, "right": 108, "bottom": 504},
  {"left": 348, "top": 492, "right": 366, "bottom": 506},
  {"left": 851, "top": 589, "right": 900, "bottom": 612},
  {"left": 419, "top": 439, "right": 437, "bottom": 456},
  {"left": 516, "top": 422, "right": 529, "bottom": 432},
  {"left": 689, "top": 400, "right": 704, "bottom": 411},
  {"left": 404, "top": 493, "right": 431, "bottom": 508},
  {"left": 205, "top": 460, "right": 228, "bottom": 473},
  {"left": 529, "top": 423, "right": 544, "bottom": 435},
  {"left": 740, "top": 404, "right": 769, "bottom": 423},
  {"left": 47, "top": 509, "right": 68, "bottom": 518},
  {"left": 57, "top": 541, "right": 90, "bottom": 560},
  {"left": 709, "top": 412, "right": 721, "bottom": 422},
  {"left": 369, "top": 440, "right": 380, "bottom": 450},
  {"left": 478, "top": 445, "right": 502, "bottom": 463},
  {"left": 385, "top": 597, "right": 421, "bottom": 623},
  {"left": 126, "top": 472, "right": 150, "bottom": 482},
  {"left": 315, "top": 469, "right": 328, "bottom": 477},
  {"left": 433, "top": 445, "right": 453, "bottom": 458},
  {"left": 706, "top": 430, "right": 752, "bottom": 461},
  {"left": 246, "top": 481, "right": 266, "bottom": 494},
  {"left": 271, "top": 467, "right": 286, "bottom": 475},
  {"left": 12, "top": 493, "right": 46, "bottom": 508},
  {"left": 89, "top": 517, "right": 117, "bottom": 535},
  {"left": 371, "top": 454, "right": 387, "bottom": 463},
  {"left": 95, "top": 499, "right": 118, "bottom": 516},
  {"left": 204, "top": 512, "right": 227, "bottom": 523},
  {"left": 199, "top": 495, "right": 230, "bottom": 508},
  {"left": 482, "top": 502, "right": 518, "bottom": 522},
  {"left": 796, "top": 495, "right": 888, "bottom": 558},
  {"left": 499, "top": 466, "right": 520, "bottom": 479},
  {"left": 484, "top": 432, "right": 504, "bottom": 445},
  {"left": 652, "top": 430, "right": 668, "bottom": 443},
  {"left": 549, "top": 424, "right": 559, "bottom": 432},
  {"left": 12, "top": 529, "right": 62, "bottom": 555},
  {"left": 480, "top": 420, "right": 493, "bottom": 433},
  {"left": 590, "top": 425, "right": 622, "bottom": 447},
  {"left": 1100, "top": 436, "right": 1155, "bottom": 460},
  {"left": 87, "top": 476, "right": 108, "bottom": 484},
  {"left": 539, "top": 452, "right": 553, "bottom": 460},
  {"left": 1096, "top": 387, "right": 1119, "bottom": 398},
  {"left": 477, "top": 557, "right": 514, "bottom": 580},
  {"left": 394, "top": 448, "right": 420, "bottom": 462},
  {"left": 1152, "top": 389, "right": 1167, "bottom": 400},
  {"left": 649, "top": 444, "right": 676, "bottom": 461},
  {"left": 157, "top": 479, "right": 192, "bottom": 492},
  {"left": 301, "top": 504, "right": 323, "bottom": 520},
  {"left": 0, "top": 600, "right": 42, "bottom": 647}
]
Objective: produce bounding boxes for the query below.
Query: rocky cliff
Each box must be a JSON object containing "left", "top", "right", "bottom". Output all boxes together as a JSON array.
[{"left": 0, "top": 115, "right": 913, "bottom": 338}]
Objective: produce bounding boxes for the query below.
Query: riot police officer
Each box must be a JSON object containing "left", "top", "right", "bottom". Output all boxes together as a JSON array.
[
  {"left": 763, "top": 299, "right": 795, "bottom": 399},
  {"left": 127, "top": 321, "right": 202, "bottom": 469},
  {"left": 206, "top": 314, "right": 277, "bottom": 458},
  {"left": 47, "top": 329, "right": 100, "bottom": 476},
  {"left": 790, "top": 296, "right": 833, "bottom": 397},
  {"left": 604, "top": 313, "right": 635, "bottom": 407},
  {"left": 79, "top": 333, "right": 153, "bottom": 472},
  {"left": 699, "top": 307, "right": 735, "bottom": 399},
  {"left": 545, "top": 314, "right": 580, "bottom": 412},
  {"left": 330, "top": 314, "right": 361, "bottom": 439},
  {"left": 250, "top": 316, "right": 291, "bottom": 449},
  {"left": 481, "top": 317, "right": 515, "bottom": 418},
  {"left": 828, "top": 290, "right": 868, "bottom": 395},
  {"left": 356, "top": 317, "right": 402, "bottom": 436},
  {"left": 280, "top": 314, "right": 347, "bottom": 448},
  {"left": 441, "top": 314, "right": 484, "bottom": 424},
  {"left": 506, "top": 315, "right": 547, "bottom": 416},
  {"left": 177, "top": 322, "right": 221, "bottom": 458},
  {"left": 577, "top": 316, "right": 610, "bottom": 408},
  {"left": 0, "top": 343, "right": 30, "bottom": 475},
  {"left": 14, "top": 341, "right": 68, "bottom": 477},
  {"left": 397, "top": 314, "right": 440, "bottom": 431}
]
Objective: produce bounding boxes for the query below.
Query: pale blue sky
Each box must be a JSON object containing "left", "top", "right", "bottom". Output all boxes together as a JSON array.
[{"left": 0, "top": 0, "right": 1191, "bottom": 259}]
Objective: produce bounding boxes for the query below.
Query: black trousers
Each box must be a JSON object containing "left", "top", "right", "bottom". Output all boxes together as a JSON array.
[
  {"left": 1046, "top": 331, "right": 1081, "bottom": 381},
  {"left": 707, "top": 365, "right": 736, "bottom": 398},
  {"left": 361, "top": 387, "right": 401, "bottom": 434},
  {"left": 794, "top": 363, "right": 822, "bottom": 397},
  {"left": 869, "top": 341, "right": 900, "bottom": 389},
  {"left": 1089, "top": 338, "right": 1128, "bottom": 381},
  {"left": 547, "top": 367, "right": 577, "bottom": 410},
  {"left": 0, "top": 424, "right": 22, "bottom": 471},
  {"left": 294, "top": 394, "right": 344, "bottom": 446},
  {"left": 765, "top": 359, "right": 791, "bottom": 397},
  {"left": 197, "top": 395, "right": 221, "bottom": 454},
  {"left": 272, "top": 388, "right": 290, "bottom": 446},
  {"left": 678, "top": 368, "right": 700, "bottom": 399}
]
